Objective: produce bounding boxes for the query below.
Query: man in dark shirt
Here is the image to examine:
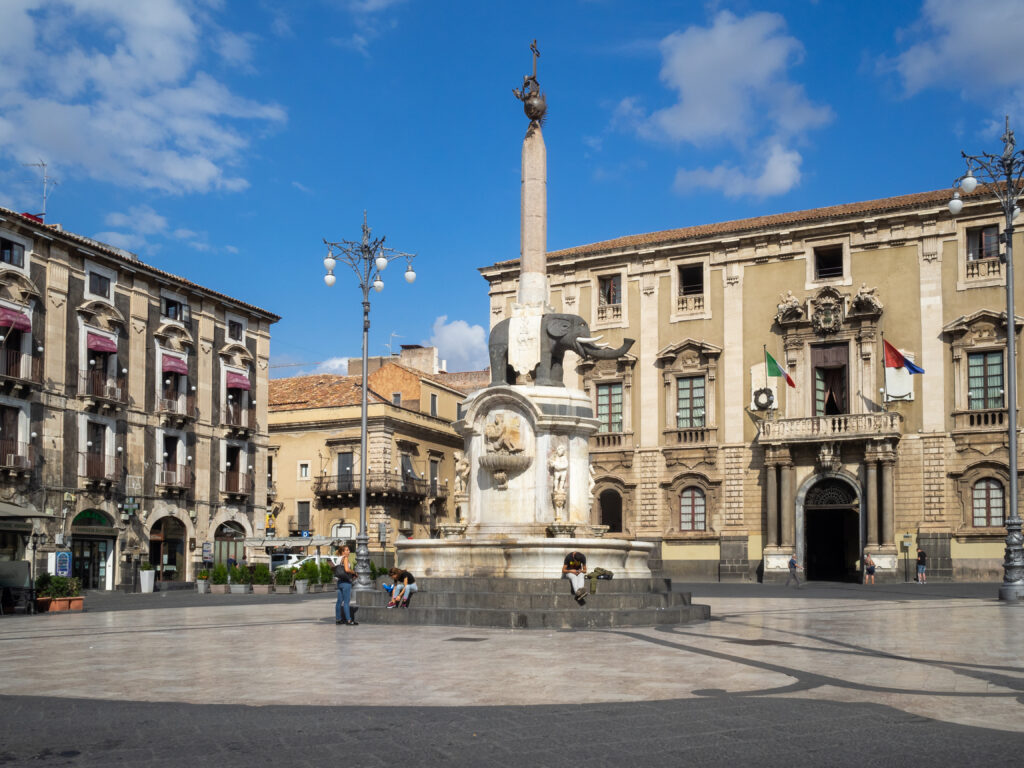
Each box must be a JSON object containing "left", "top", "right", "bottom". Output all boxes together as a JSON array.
[
  {"left": 916, "top": 547, "right": 927, "bottom": 584},
  {"left": 562, "top": 551, "right": 587, "bottom": 599}
]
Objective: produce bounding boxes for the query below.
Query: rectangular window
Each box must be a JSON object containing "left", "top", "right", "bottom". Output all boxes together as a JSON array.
[
  {"left": 812, "top": 344, "right": 848, "bottom": 416},
  {"left": 967, "top": 225, "right": 999, "bottom": 261},
  {"left": 677, "top": 264, "right": 705, "bottom": 313},
  {"left": 676, "top": 376, "right": 706, "bottom": 429},
  {"left": 161, "top": 297, "right": 190, "bottom": 323},
  {"left": 296, "top": 501, "right": 310, "bottom": 531},
  {"left": 973, "top": 480, "right": 1005, "bottom": 527},
  {"left": 680, "top": 488, "right": 706, "bottom": 531},
  {"left": 89, "top": 272, "right": 111, "bottom": 298},
  {"left": 298, "top": 461, "right": 310, "bottom": 479},
  {"left": 0, "top": 237, "right": 25, "bottom": 268},
  {"left": 228, "top": 320, "right": 243, "bottom": 341},
  {"left": 430, "top": 459, "right": 439, "bottom": 495},
  {"left": 596, "top": 382, "right": 623, "bottom": 433},
  {"left": 430, "top": 393, "right": 438, "bottom": 417},
  {"left": 392, "top": 393, "right": 402, "bottom": 407},
  {"left": 598, "top": 274, "right": 621, "bottom": 306},
  {"left": 968, "top": 351, "right": 1004, "bottom": 410},
  {"left": 813, "top": 245, "right": 844, "bottom": 280}
]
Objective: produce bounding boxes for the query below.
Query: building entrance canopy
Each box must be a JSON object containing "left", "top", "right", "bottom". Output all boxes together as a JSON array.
[{"left": 246, "top": 536, "right": 346, "bottom": 549}]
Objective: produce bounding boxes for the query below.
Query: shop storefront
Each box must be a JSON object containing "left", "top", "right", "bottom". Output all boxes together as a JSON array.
[
  {"left": 69, "top": 509, "right": 117, "bottom": 590},
  {"left": 149, "top": 516, "right": 186, "bottom": 581}
]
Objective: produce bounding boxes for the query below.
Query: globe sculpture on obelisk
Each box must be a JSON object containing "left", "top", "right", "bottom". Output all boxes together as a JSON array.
[{"left": 396, "top": 42, "right": 650, "bottom": 578}]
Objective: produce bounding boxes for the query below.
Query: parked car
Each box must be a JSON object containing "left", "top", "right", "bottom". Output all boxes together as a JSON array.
[
  {"left": 291, "top": 555, "right": 342, "bottom": 570},
  {"left": 269, "top": 553, "right": 303, "bottom": 573}
]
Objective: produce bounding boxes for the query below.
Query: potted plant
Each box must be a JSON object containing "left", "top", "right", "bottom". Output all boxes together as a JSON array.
[
  {"left": 294, "top": 561, "right": 314, "bottom": 594},
  {"left": 34, "top": 572, "right": 53, "bottom": 612},
  {"left": 229, "top": 564, "right": 251, "bottom": 594},
  {"left": 210, "top": 563, "right": 229, "bottom": 594},
  {"left": 39, "top": 575, "right": 83, "bottom": 611},
  {"left": 319, "top": 560, "right": 334, "bottom": 590},
  {"left": 305, "top": 560, "right": 323, "bottom": 593},
  {"left": 251, "top": 563, "right": 273, "bottom": 594},
  {"left": 195, "top": 568, "right": 210, "bottom": 594},
  {"left": 274, "top": 567, "right": 294, "bottom": 593},
  {"left": 139, "top": 561, "right": 155, "bottom": 593}
]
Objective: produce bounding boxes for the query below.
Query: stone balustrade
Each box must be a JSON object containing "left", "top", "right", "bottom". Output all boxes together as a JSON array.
[{"left": 759, "top": 411, "right": 902, "bottom": 443}]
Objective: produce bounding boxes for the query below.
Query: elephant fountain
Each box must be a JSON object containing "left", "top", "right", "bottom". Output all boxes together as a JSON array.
[{"left": 488, "top": 312, "right": 634, "bottom": 387}]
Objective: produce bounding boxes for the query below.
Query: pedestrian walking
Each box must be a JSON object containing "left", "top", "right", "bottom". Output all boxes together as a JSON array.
[
  {"left": 334, "top": 545, "right": 357, "bottom": 625},
  {"left": 785, "top": 553, "right": 802, "bottom": 588},
  {"left": 863, "top": 552, "right": 876, "bottom": 585},
  {"left": 916, "top": 547, "right": 927, "bottom": 584}
]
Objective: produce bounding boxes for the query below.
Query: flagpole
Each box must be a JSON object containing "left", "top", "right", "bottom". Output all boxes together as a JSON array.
[
  {"left": 763, "top": 345, "right": 769, "bottom": 390},
  {"left": 881, "top": 333, "right": 888, "bottom": 409}
]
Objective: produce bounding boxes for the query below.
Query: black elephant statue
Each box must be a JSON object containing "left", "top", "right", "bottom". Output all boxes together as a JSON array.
[{"left": 488, "top": 312, "right": 635, "bottom": 387}]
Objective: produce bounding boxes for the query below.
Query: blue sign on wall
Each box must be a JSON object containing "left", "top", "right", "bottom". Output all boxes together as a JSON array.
[
  {"left": 301, "top": 531, "right": 310, "bottom": 538},
  {"left": 55, "top": 551, "right": 71, "bottom": 577}
]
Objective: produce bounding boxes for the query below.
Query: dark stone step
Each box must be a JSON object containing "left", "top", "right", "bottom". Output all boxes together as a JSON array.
[
  {"left": 349, "top": 603, "right": 710, "bottom": 630},
  {"left": 358, "top": 577, "right": 675, "bottom": 595},
  {"left": 354, "top": 590, "right": 689, "bottom": 611}
]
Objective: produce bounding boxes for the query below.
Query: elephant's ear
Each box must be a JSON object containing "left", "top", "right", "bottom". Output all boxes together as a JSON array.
[{"left": 548, "top": 318, "right": 572, "bottom": 337}]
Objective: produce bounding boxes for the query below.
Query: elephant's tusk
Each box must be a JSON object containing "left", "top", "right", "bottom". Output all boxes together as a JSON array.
[
  {"left": 576, "top": 335, "right": 602, "bottom": 344},
  {"left": 593, "top": 342, "right": 610, "bottom": 349}
]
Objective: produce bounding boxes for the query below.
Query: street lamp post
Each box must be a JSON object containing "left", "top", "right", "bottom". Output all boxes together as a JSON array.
[
  {"left": 322, "top": 212, "right": 416, "bottom": 591},
  {"left": 949, "top": 116, "right": 1024, "bottom": 601}
]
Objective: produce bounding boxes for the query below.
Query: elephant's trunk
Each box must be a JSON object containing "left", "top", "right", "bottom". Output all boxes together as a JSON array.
[{"left": 578, "top": 338, "right": 635, "bottom": 360}]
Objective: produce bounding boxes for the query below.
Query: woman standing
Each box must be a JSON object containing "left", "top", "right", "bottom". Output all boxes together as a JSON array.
[{"left": 334, "top": 545, "right": 357, "bottom": 625}]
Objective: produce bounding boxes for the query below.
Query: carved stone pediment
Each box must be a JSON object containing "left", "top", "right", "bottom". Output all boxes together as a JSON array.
[
  {"left": 810, "top": 286, "right": 844, "bottom": 336},
  {"left": 577, "top": 352, "right": 637, "bottom": 376},
  {"left": 663, "top": 445, "right": 718, "bottom": 471},
  {"left": 218, "top": 342, "right": 253, "bottom": 367},
  {"left": 77, "top": 299, "right": 126, "bottom": 331},
  {"left": 943, "top": 308, "right": 1024, "bottom": 347},
  {"left": 655, "top": 339, "right": 722, "bottom": 367},
  {"left": 154, "top": 322, "right": 195, "bottom": 351},
  {"left": 775, "top": 290, "right": 805, "bottom": 325},
  {"left": 0, "top": 269, "right": 42, "bottom": 303}
]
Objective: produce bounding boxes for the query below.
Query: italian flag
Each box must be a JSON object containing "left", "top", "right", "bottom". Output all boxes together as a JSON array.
[{"left": 766, "top": 350, "right": 795, "bottom": 388}]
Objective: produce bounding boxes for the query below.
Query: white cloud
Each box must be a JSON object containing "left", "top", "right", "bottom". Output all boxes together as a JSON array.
[
  {"left": 92, "top": 231, "right": 145, "bottom": 252},
  {"left": 105, "top": 205, "right": 168, "bottom": 235},
  {"left": 331, "top": 0, "right": 407, "bottom": 55},
  {"left": 315, "top": 357, "right": 349, "bottom": 375},
  {"left": 674, "top": 143, "right": 803, "bottom": 199},
  {"left": 618, "top": 11, "right": 830, "bottom": 198},
  {"left": 0, "top": 1, "right": 285, "bottom": 195},
  {"left": 427, "top": 316, "right": 488, "bottom": 372},
  {"left": 292, "top": 181, "right": 313, "bottom": 194},
  {"left": 885, "top": 0, "right": 1024, "bottom": 124}
]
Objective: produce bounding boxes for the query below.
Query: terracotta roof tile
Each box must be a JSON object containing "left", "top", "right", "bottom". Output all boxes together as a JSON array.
[
  {"left": 269, "top": 374, "right": 388, "bottom": 411},
  {"left": 484, "top": 187, "right": 975, "bottom": 269}
]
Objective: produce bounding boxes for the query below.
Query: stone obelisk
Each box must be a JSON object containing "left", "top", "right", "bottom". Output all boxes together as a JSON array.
[{"left": 516, "top": 40, "right": 548, "bottom": 307}]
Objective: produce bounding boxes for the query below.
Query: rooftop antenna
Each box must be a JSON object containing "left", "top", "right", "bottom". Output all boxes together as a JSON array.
[
  {"left": 385, "top": 332, "right": 403, "bottom": 356},
  {"left": 22, "top": 159, "right": 57, "bottom": 221}
]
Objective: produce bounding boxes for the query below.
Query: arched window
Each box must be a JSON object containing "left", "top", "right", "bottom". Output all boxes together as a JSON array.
[
  {"left": 680, "top": 487, "right": 706, "bottom": 531},
  {"left": 973, "top": 479, "right": 1005, "bottom": 527}
]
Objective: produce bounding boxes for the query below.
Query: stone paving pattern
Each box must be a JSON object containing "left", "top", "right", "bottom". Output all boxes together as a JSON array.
[{"left": 1, "top": 582, "right": 1022, "bottom": 766}]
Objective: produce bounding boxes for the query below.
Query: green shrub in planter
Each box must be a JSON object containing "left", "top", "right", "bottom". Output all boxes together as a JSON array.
[
  {"left": 139, "top": 561, "right": 154, "bottom": 571},
  {"left": 319, "top": 560, "right": 334, "bottom": 584},
  {"left": 196, "top": 569, "right": 209, "bottom": 581},
  {"left": 37, "top": 575, "right": 81, "bottom": 598},
  {"left": 275, "top": 567, "right": 294, "bottom": 586},
  {"left": 229, "top": 565, "right": 250, "bottom": 584},
  {"left": 35, "top": 572, "right": 52, "bottom": 595},
  {"left": 251, "top": 564, "right": 273, "bottom": 585},
  {"left": 210, "top": 563, "right": 229, "bottom": 585},
  {"left": 297, "top": 560, "right": 320, "bottom": 584}
]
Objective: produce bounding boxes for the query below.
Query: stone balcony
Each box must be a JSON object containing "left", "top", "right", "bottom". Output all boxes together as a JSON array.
[
  {"left": 758, "top": 411, "right": 902, "bottom": 444},
  {"left": 592, "top": 431, "right": 634, "bottom": 451}
]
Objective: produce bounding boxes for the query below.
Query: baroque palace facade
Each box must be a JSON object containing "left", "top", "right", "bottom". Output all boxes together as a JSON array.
[
  {"left": 0, "top": 207, "right": 277, "bottom": 589},
  {"left": 481, "top": 187, "right": 1020, "bottom": 583}
]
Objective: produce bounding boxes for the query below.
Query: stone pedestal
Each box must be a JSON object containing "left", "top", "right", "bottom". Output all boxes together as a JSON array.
[{"left": 397, "top": 384, "right": 654, "bottom": 578}]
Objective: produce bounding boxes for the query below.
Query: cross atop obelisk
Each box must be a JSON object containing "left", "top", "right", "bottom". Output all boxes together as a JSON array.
[{"left": 513, "top": 40, "right": 548, "bottom": 308}]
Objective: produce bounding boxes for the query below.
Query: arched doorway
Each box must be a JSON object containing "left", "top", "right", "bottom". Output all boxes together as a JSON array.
[
  {"left": 149, "top": 517, "right": 186, "bottom": 581},
  {"left": 214, "top": 521, "right": 246, "bottom": 565},
  {"left": 599, "top": 489, "right": 622, "bottom": 533},
  {"left": 70, "top": 509, "right": 116, "bottom": 590},
  {"left": 804, "top": 478, "right": 860, "bottom": 582}
]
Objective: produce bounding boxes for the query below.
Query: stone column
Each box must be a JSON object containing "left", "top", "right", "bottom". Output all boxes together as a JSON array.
[
  {"left": 866, "top": 459, "right": 879, "bottom": 547},
  {"left": 781, "top": 461, "right": 795, "bottom": 549},
  {"left": 517, "top": 125, "right": 547, "bottom": 306},
  {"left": 880, "top": 458, "right": 894, "bottom": 546},
  {"left": 766, "top": 460, "right": 778, "bottom": 547}
]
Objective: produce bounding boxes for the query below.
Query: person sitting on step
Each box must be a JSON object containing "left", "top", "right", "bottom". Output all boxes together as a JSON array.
[
  {"left": 562, "top": 550, "right": 588, "bottom": 600},
  {"left": 387, "top": 567, "right": 418, "bottom": 608}
]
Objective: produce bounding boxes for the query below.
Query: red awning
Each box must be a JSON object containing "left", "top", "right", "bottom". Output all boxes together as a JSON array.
[
  {"left": 226, "top": 372, "right": 250, "bottom": 390},
  {"left": 0, "top": 307, "right": 31, "bottom": 332},
  {"left": 162, "top": 356, "right": 189, "bottom": 375},
  {"left": 86, "top": 332, "right": 118, "bottom": 353}
]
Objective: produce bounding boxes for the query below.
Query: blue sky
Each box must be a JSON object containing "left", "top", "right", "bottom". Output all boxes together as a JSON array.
[{"left": 2, "top": 0, "right": 1022, "bottom": 375}]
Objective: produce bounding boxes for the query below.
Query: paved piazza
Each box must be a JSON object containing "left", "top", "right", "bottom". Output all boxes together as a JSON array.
[{"left": 1, "top": 583, "right": 1022, "bottom": 766}]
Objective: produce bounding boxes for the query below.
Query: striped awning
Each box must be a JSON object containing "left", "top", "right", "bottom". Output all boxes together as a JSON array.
[{"left": 0, "top": 306, "right": 31, "bottom": 331}]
